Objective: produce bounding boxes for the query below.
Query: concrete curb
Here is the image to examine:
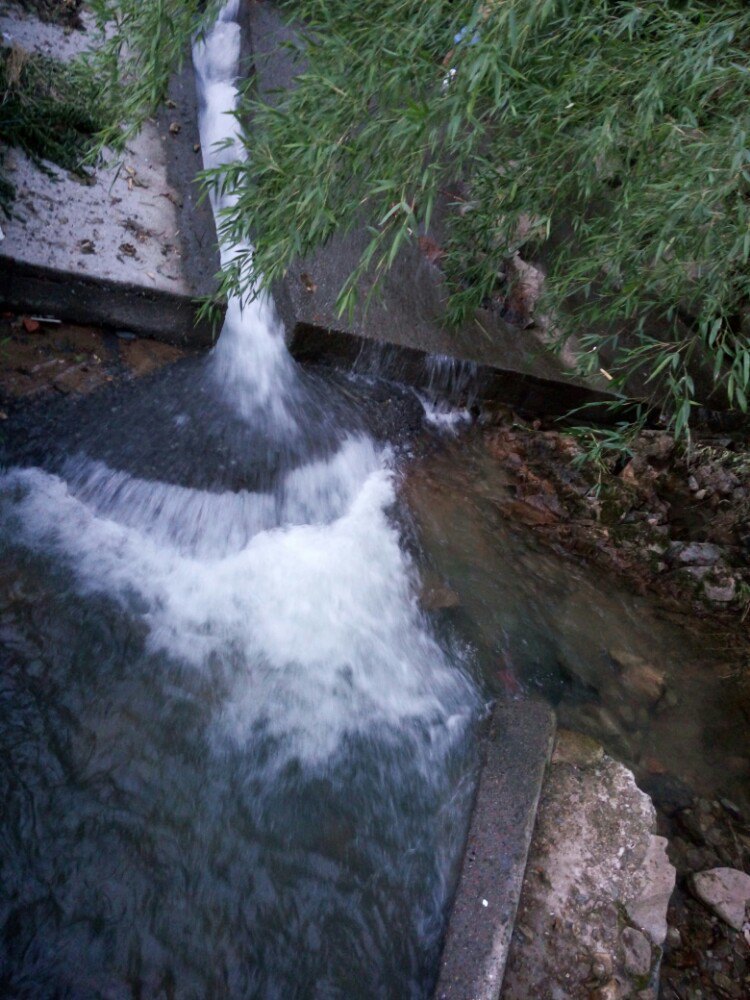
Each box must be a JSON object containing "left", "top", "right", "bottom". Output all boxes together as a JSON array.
[{"left": 434, "top": 698, "right": 556, "bottom": 1000}]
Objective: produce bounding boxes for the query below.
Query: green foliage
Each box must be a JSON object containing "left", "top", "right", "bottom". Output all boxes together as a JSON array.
[
  {"left": 85, "top": 0, "right": 223, "bottom": 152},
  {"left": 0, "top": 44, "right": 107, "bottom": 215},
  {"left": 26, "top": 0, "right": 750, "bottom": 441},
  {"left": 212, "top": 0, "right": 750, "bottom": 438}
]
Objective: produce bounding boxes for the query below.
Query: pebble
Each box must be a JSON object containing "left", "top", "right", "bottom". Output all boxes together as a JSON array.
[
  {"left": 703, "top": 578, "right": 736, "bottom": 603},
  {"left": 621, "top": 926, "right": 652, "bottom": 978},
  {"left": 691, "top": 867, "right": 750, "bottom": 931},
  {"left": 666, "top": 926, "right": 682, "bottom": 949}
]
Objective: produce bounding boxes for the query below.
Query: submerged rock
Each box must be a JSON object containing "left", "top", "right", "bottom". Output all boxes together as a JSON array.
[
  {"left": 703, "top": 577, "right": 737, "bottom": 604},
  {"left": 551, "top": 728, "right": 604, "bottom": 767},
  {"left": 691, "top": 868, "right": 750, "bottom": 932},
  {"left": 609, "top": 648, "right": 667, "bottom": 707}
]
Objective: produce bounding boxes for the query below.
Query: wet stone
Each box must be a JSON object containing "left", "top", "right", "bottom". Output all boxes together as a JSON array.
[
  {"left": 502, "top": 748, "right": 675, "bottom": 999},
  {"left": 621, "top": 926, "right": 653, "bottom": 978},
  {"left": 551, "top": 728, "right": 605, "bottom": 768},
  {"left": 691, "top": 868, "right": 750, "bottom": 932},
  {"left": 667, "top": 542, "right": 723, "bottom": 566}
]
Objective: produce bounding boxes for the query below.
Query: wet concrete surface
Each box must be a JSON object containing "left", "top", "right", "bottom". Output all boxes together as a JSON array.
[
  {"left": 0, "top": 3, "right": 220, "bottom": 343},
  {"left": 435, "top": 698, "right": 555, "bottom": 1000}
]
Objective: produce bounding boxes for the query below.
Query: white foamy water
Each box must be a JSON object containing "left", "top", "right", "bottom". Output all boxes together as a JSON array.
[
  {"left": 59, "top": 434, "right": 381, "bottom": 559},
  {"left": 0, "top": 459, "right": 471, "bottom": 767},
  {"left": 417, "top": 394, "right": 473, "bottom": 433}
]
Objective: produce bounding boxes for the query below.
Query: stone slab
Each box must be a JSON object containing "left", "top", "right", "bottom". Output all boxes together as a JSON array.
[
  {"left": 244, "top": 2, "right": 614, "bottom": 413},
  {"left": 501, "top": 729, "right": 677, "bottom": 1000},
  {"left": 0, "top": 3, "right": 220, "bottom": 344},
  {"left": 434, "top": 698, "right": 556, "bottom": 1000}
]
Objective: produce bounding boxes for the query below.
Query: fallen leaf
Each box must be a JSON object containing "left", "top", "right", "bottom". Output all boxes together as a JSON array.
[
  {"left": 21, "top": 316, "right": 40, "bottom": 333},
  {"left": 119, "top": 243, "right": 137, "bottom": 258},
  {"left": 418, "top": 235, "right": 445, "bottom": 265}
]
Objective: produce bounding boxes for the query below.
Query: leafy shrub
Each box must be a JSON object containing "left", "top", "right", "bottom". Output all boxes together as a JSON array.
[{"left": 12, "top": 1, "right": 750, "bottom": 444}]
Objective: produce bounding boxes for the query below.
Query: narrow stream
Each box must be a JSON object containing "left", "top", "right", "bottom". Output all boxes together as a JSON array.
[
  {"left": 2, "top": 5, "right": 748, "bottom": 999},
  {"left": 0, "top": 6, "right": 481, "bottom": 997}
]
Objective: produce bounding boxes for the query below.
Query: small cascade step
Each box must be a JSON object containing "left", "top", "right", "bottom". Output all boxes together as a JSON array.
[{"left": 434, "top": 697, "right": 556, "bottom": 1000}]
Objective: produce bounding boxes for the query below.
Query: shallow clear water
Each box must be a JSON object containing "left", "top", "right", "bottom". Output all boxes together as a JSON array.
[{"left": 404, "top": 432, "right": 750, "bottom": 815}]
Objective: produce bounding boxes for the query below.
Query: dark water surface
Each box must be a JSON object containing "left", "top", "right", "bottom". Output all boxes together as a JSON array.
[{"left": 0, "top": 361, "right": 480, "bottom": 1000}]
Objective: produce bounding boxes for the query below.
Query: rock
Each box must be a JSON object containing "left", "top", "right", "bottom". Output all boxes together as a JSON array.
[
  {"left": 639, "top": 773, "right": 694, "bottom": 816},
  {"left": 667, "top": 541, "right": 723, "bottom": 566},
  {"left": 718, "top": 798, "right": 743, "bottom": 821},
  {"left": 703, "top": 578, "right": 736, "bottom": 603},
  {"left": 502, "top": 750, "right": 675, "bottom": 999},
  {"left": 119, "top": 339, "right": 185, "bottom": 377},
  {"left": 638, "top": 431, "right": 674, "bottom": 462},
  {"left": 609, "top": 648, "right": 667, "bottom": 707},
  {"left": 691, "top": 868, "right": 750, "bottom": 931},
  {"left": 621, "top": 457, "right": 658, "bottom": 493},
  {"left": 590, "top": 953, "right": 614, "bottom": 981},
  {"left": 666, "top": 926, "right": 682, "bottom": 950},
  {"left": 712, "top": 971, "right": 740, "bottom": 997},
  {"left": 590, "top": 981, "right": 621, "bottom": 1000},
  {"left": 682, "top": 564, "right": 713, "bottom": 581},
  {"left": 419, "top": 580, "right": 460, "bottom": 610},
  {"left": 621, "top": 927, "right": 652, "bottom": 978},
  {"left": 556, "top": 702, "right": 635, "bottom": 761},
  {"left": 552, "top": 729, "right": 605, "bottom": 767},
  {"left": 624, "top": 833, "right": 675, "bottom": 945},
  {"left": 506, "top": 493, "right": 561, "bottom": 526},
  {"left": 695, "top": 464, "right": 740, "bottom": 497}
]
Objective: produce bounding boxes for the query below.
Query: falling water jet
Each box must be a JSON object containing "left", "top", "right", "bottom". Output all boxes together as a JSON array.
[{"left": 193, "top": 0, "right": 299, "bottom": 434}]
